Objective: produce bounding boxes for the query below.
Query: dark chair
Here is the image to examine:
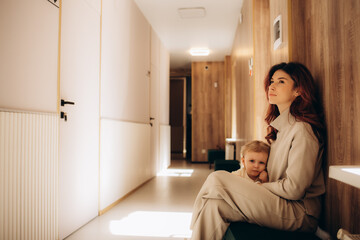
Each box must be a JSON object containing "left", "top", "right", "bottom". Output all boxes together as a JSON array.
[
  {"left": 214, "top": 159, "right": 240, "bottom": 172},
  {"left": 207, "top": 149, "right": 225, "bottom": 169},
  {"left": 223, "top": 222, "right": 320, "bottom": 240}
]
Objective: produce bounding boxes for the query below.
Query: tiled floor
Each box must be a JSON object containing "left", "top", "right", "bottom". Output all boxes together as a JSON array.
[{"left": 65, "top": 159, "right": 212, "bottom": 240}]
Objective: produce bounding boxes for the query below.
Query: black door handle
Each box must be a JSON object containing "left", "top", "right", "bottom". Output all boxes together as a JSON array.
[{"left": 61, "top": 99, "right": 75, "bottom": 106}]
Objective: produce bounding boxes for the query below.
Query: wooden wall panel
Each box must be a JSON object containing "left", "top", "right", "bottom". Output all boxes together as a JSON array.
[
  {"left": 232, "top": 0, "right": 291, "bottom": 145},
  {"left": 252, "top": 0, "right": 291, "bottom": 140},
  {"left": 253, "top": 0, "right": 271, "bottom": 140},
  {"left": 225, "top": 56, "right": 232, "bottom": 139},
  {"left": 252, "top": 0, "right": 290, "bottom": 140},
  {"left": 230, "top": 0, "right": 254, "bottom": 158},
  {"left": 290, "top": 0, "right": 360, "bottom": 236},
  {"left": 269, "top": 0, "right": 289, "bottom": 64},
  {"left": 191, "top": 62, "right": 225, "bottom": 162},
  {"left": 234, "top": 0, "right": 360, "bottom": 236}
]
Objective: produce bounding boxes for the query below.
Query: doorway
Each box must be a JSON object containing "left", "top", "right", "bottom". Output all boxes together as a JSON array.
[{"left": 170, "top": 77, "right": 191, "bottom": 160}]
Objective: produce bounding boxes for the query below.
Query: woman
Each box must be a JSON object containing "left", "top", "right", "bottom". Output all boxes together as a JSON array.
[{"left": 190, "top": 62, "right": 326, "bottom": 240}]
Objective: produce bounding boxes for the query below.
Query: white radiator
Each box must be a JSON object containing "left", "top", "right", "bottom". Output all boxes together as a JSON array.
[{"left": 0, "top": 110, "right": 59, "bottom": 240}]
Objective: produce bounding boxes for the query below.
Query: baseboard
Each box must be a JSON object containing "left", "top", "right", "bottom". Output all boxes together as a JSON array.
[{"left": 98, "top": 177, "right": 154, "bottom": 216}]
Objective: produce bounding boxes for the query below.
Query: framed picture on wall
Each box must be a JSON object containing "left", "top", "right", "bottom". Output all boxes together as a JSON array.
[{"left": 273, "top": 15, "right": 282, "bottom": 50}]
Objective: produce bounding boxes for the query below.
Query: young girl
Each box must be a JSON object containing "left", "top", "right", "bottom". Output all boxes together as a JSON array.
[{"left": 190, "top": 62, "right": 326, "bottom": 240}]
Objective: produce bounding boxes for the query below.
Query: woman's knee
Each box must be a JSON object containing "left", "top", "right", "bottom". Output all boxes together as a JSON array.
[
  {"left": 206, "top": 199, "right": 244, "bottom": 222},
  {"left": 207, "top": 170, "right": 229, "bottom": 182}
]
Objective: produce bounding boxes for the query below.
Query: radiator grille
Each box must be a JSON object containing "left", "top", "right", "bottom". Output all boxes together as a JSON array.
[{"left": 0, "top": 111, "right": 59, "bottom": 240}]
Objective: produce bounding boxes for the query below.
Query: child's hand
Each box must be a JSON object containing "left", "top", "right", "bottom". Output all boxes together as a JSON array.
[{"left": 258, "top": 171, "right": 268, "bottom": 183}]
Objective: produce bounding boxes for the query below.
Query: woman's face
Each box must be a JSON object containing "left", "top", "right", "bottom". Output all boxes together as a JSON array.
[{"left": 268, "top": 70, "right": 299, "bottom": 113}]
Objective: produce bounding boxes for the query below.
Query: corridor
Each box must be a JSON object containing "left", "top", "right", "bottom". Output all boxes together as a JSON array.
[{"left": 65, "top": 160, "right": 212, "bottom": 240}]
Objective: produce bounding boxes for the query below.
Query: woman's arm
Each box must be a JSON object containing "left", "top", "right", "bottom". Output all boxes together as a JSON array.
[{"left": 262, "top": 126, "right": 321, "bottom": 200}]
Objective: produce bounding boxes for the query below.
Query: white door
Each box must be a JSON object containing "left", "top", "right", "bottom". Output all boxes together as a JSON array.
[
  {"left": 150, "top": 63, "right": 160, "bottom": 174},
  {"left": 150, "top": 31, "right": 160, "bottom": 174},
  {"left": 59, "top": 0, "right": 100, "bottom": 239}
]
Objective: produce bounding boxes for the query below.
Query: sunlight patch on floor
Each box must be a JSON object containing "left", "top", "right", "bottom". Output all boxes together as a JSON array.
[
  {"left": 109, "top": 211, "right": 192, "bottom": 238},
  {"left": 157, "top": 169, "right": 194, "bottom": 177}
]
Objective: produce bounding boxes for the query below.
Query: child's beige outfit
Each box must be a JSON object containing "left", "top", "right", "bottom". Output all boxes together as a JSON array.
[
  {"left": 232, "top": 167, "right": 264, "bottom": 183},
  {"left": 190, "top": 108, "right": 325, "bottom": 240},
  {"left": 231, "top": 168, "right": 254, "bottom": 180}
]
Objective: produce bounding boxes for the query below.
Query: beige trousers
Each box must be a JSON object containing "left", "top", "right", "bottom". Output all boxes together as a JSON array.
[{"left": 190, "top": 171, "right": 317, "bottom": 240}]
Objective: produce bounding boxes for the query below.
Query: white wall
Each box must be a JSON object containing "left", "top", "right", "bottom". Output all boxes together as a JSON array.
[
  {"left": 100, "top": 119, "right": 151, "bottom": 210},
  {"left": 0, "top": 0, "right": 171, "bottom": 229},
  {"left": 150, "top": 29, "right": 160, "bottom": 175},
  {"left": 0, "top": 0, "right": 58, "bottom": 112},
  {"left": 101, "top": 0, "right": 150, "bottom": 122},
  {"left": 159, "top": 40, "right": 170, "bottom": 125},
  {"left": 0, "top": 1, "right": 60, "bottom": 238},
  {"left": 150, "top": 29, "right": 171, "bottom": 174},
  {"left": 159, "top": 42, "right": 171, "bottom": 171},
  {"left": 99, "top": 0, "right": 170, "bottom": 211},
  {"left": 159, "top": 125, "right": 171, "bottom": 172}
]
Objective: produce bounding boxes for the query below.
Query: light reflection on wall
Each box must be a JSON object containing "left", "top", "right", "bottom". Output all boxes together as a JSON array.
[
  {"left": 109, "top": 211, "right": 192, "bottom": 238},
  {"left": 342, "top": 167, "right": 360, "bottom": 176}
]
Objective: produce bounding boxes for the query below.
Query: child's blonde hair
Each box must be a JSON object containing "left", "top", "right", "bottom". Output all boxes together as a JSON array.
[{"left": 240, "top": 140, "right": 270, "bottom": 158}]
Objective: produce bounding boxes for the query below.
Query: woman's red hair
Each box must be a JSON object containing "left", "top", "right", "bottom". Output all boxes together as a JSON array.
[{"left": 264, "top": 62, "right": 325, "bottom": 144}]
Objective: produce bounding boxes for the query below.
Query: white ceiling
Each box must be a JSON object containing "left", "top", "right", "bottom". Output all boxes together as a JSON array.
[{"left": 134, "top": 0, "right": 244, "bottom": 69}]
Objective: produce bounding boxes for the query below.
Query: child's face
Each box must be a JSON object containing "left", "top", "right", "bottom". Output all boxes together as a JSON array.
[{"left": 241, "top": 151, "right": 268, "bottom": 180}]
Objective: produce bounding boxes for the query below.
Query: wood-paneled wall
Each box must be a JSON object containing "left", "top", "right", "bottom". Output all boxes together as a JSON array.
[
  {"left": 253, "top": 0, "right": 271, "bottom": 140},
  {"left": 225, "top": 56, "right": 232, "bottom": 139},
  {"left": 230, "top": 0, "right": 254, "bottom": 157},
  {"left": 231, "top": 0, "right": 360, "bottom": 236},
  {"left": 290, "top": 0, "right": 360, "bottom": 236},
  {"left": 253, "top": 0, "right": 290, "bottom": 140},
  {"left": 269, "top": 0, "right": 290, "bottom": 64},
  {"left": 192, "top": 62, "right": 225, "bottom": 162}
]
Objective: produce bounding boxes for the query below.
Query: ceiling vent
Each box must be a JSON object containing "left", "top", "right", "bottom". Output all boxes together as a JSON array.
[{"left": 178, "top": 7, "right": 206, "bottom": 19}]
